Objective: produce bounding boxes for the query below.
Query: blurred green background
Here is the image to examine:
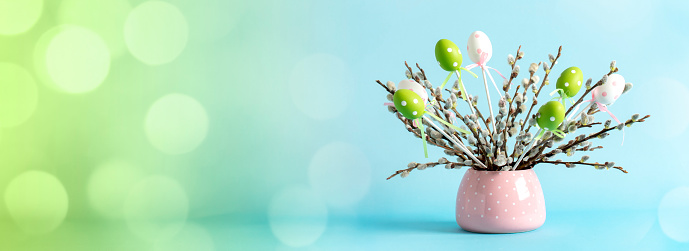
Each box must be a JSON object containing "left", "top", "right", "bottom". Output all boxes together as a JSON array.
[
  {"left": 2, "top": 0, "right": 689, "bottom": 250},
  {"left": 0, "top": 0, "right": 253, "bottom": 249}
]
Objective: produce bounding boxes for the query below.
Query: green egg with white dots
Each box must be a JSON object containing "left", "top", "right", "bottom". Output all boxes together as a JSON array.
[
  {"left": 556, "top": 66, "right": 583, "bottom": 97},
  {"left": 435, "top": 39, "right": 462, "bottom": 72},
  {"left": 393, "top": 89, "right": 425, "bottom": 119},
  {"left": 536, "top": 101, "right": 565, "bottom": 131}
]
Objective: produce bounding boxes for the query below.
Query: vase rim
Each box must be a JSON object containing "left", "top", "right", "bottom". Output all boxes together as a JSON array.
[{"left": 467, "top": 168, "right": 534, "bottom": 172}]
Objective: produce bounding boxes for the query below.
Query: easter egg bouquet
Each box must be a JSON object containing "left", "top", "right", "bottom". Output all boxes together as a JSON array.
[{"left": 375, "top": 31, "right": 649, "bottom": 233}]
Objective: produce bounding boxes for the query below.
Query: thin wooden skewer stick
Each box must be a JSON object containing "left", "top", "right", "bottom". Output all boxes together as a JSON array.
[
  {"left": 481, "top": 68, "right": 496, "bottom": 133},
  {"left": 422, "top": 116, "right": 487, "bottom": 169}
]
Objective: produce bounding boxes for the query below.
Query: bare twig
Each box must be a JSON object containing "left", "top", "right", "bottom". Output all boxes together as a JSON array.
[{"left": 540, "top": 160, "right": 627, "bottom": 173}]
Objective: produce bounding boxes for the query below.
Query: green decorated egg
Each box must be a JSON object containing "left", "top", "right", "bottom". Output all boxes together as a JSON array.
[
  {"left": 435, "top": 39, "right": 462, "bottom": 72},
  {"left": 393, "top": 89, "right": 425, "bottom": 119},
  {"left": 556, "top": 66, "right": 583, "bottom": 97},
  {"left": 536, "top": 101, "right": 565, "bottom": 131}
]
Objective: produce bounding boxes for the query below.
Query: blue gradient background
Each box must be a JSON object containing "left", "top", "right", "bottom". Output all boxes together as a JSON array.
[{"left": 1, "top": 0, "right": 688, "bottom": 250}]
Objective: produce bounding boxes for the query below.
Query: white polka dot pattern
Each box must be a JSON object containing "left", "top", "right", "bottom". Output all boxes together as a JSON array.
[{"left": 455, "top": 169, "right": 546, "bottom": 233}]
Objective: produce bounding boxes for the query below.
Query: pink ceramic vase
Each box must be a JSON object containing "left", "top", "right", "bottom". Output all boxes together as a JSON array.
[{"left": 456, "top": 168, "right": 546, "bottom": 233}]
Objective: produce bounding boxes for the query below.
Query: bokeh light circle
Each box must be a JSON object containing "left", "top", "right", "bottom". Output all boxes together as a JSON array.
[
  {"left": 289, "top": 54, "right": 350, "bottom": 120},
  {"left": 87, "top": 160, "right": 145, "bottom": 219},
  {"left": 124, "top": 176, "right": 189, "bottom": 241},
  {"left": 658, "top": 186, "right": 689, "bottom": 242},
  {"left": 308, "top": 142, "right": 371, "bottom": 208},
  {"left": 0, "top": 0, "right": 43, "bottom": 35},
  {"left": 57, "top": 0, "right": 132, "bottom": 58},
  {"left": 269, "top": 186, "right": 328, "bottom": 247},
  {"left": 124, "top": 1, "right": 189, "bottom": 65},
  {"left": 37, "top": 25, "right": 111, "bottom": 93},
  {"left": 153, "top": 223, "right": 215, "bottom": 251},
  {"left": 145, "top": 93, "right": 209, "bottom": 155},
  {"left": 4, "top": 170, "right": 69, "bottom": 234},
  {"left": 0, "top": 62, "right": 38, "bottom": 127}
]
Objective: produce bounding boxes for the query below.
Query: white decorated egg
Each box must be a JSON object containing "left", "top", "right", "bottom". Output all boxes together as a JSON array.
[
  {"left": 398, "top": 79, "right": 428, "bottom": 104},
  {"left": 467, "top": 31, "right": 492, "bottom": 64},
  {"left": 592, "top": 74, "right": 625, "bottom": 105}
]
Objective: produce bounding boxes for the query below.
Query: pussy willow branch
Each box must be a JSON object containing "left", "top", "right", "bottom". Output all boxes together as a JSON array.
[
  {"left": 411, "top": 60, "right": 489, "bottom": 162},
  {"left": 395, "top": 112, "right": 464, "bottom": 157},
  {"left": 517, "top": 63, "right": 541, "bottom": 134},
  {"left": 382, "top": 63, "right": 478, "bottom": 163},
  {"left": 541, "top": 160, "right": 627, "bottom": 173},
  {"left": 505, "top": 61, "right": 540, "bottom": 157},
  {"left": 376, "top": 79, "right": 464, "bottom": 157},
  {"left": 518, "top": 46, "right": 562, "bottom": 133},
  {"left": 503, "top": 45, "right": 522, "bottom": 93},
  {"left": 376, "top": 80, "right": 393, "bottom": 94},
  {"left": 465, "top": 99, "right": 491, "bottom": 153},
  {"left": 502, "top": 85, "right": 520, "bottom": 154},
  {"left": 473, "top": 102, "right": 495, "bottom": 144},
  {"left": 416, "top": 62, "right": 427, "bottom": 81},
  {"left": 412, "top": 62, "right": 476, "bottom": 158},
  {"left": 387, "top": 161, "right": 465, "bottom": 180},
  {"left": 451, "top": 106, "right": 487, "bottom": 160},
  {"left": 524, "top": 115, "right": 650, "bottom": 169},
  {"left": 501, "top": 44, "right": 524, "bottom": 151},
  {"left": 523, "top": 121, "right": 603, "bottom": 161},
  {"left": 521, "top": 68, "right": 618, "bottom": 164},
  {"left": 440, "top": 99, "right": 473, "bottom": 145},
  {"left": 511, "top": 46, "right": 562, "bottom": 158},
  {"left": 378, "top": 52, "right": 645, "bottom": 179},
  {"left": 575, "top": 145, "right": 603, "bottom": 152},
  {"left": 493, "top": 46, "right": 523, "bottom": 158},
  {"left": 405, "top": 61, "right": 421, "bottom": 83}
]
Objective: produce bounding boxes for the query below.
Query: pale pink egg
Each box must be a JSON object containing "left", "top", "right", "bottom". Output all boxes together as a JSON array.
[
  {"left": 467, "top": 31, "right": 493, "bottom": 64},
  {"left": 592, "top": 74, "right": 625, "bottom": 105}
]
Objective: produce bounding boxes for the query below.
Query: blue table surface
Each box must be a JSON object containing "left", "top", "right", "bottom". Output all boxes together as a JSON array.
[
  {"left": 3, "top": 210, "right": 687, "bottom": 250},
  {"left": 227, "top": 210, "right": 685, "bottom": 250},
  {"left": 200, "top": 210, "right": 685, "bottom": 250}
]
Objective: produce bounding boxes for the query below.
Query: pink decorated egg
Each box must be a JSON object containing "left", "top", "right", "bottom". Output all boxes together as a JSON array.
[
  {"left": 467, "top": 31, "right": 493, "bottom": 64},
  {"left": 592, "top": 74, "right": 625, "bottom": 105},
  {"left": 398, "top": 79, "right": 428, "bottom": 104}
]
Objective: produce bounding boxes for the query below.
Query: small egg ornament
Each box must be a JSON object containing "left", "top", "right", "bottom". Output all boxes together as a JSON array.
[
  {"left": 536, "top": 101, "right": 566, "bottom": 131},
  {"left": 390, "top": 89, "right": 478, "bottom": 160},
  {"left": 464, "top": 31, "right": 505, "bottom": 133},
  {"left": 435, "top": 39, "right": 462, "bottom": 72},
  {"left": 512, "top": 101, "right": 566, "bottom": 170},
  {"left": 555, "top": 66, "right": 584, "bottom": 98},
  {"left": 580, "top": 73, "right": 626, "bottom": 145},
  {"left": 397, "top": 79, "right": 428, "bottom": 104},
  {"left": 434, "top": 39, "right": 477, "bottom": 100},
  {"left": 394, "top": 89, "right": 428, "bottom": 157},
  {"left": 466, "top": 31, "right": 492, "bottom": 64},
  {"left": 592, "top": 73, "right": 625, "bottom": 105},
  {"left": 393, "top": 89, "right": 425, "bottom": 119},
  {"left": 568, "top": 74, "right": 626, "bottom": 128}
]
